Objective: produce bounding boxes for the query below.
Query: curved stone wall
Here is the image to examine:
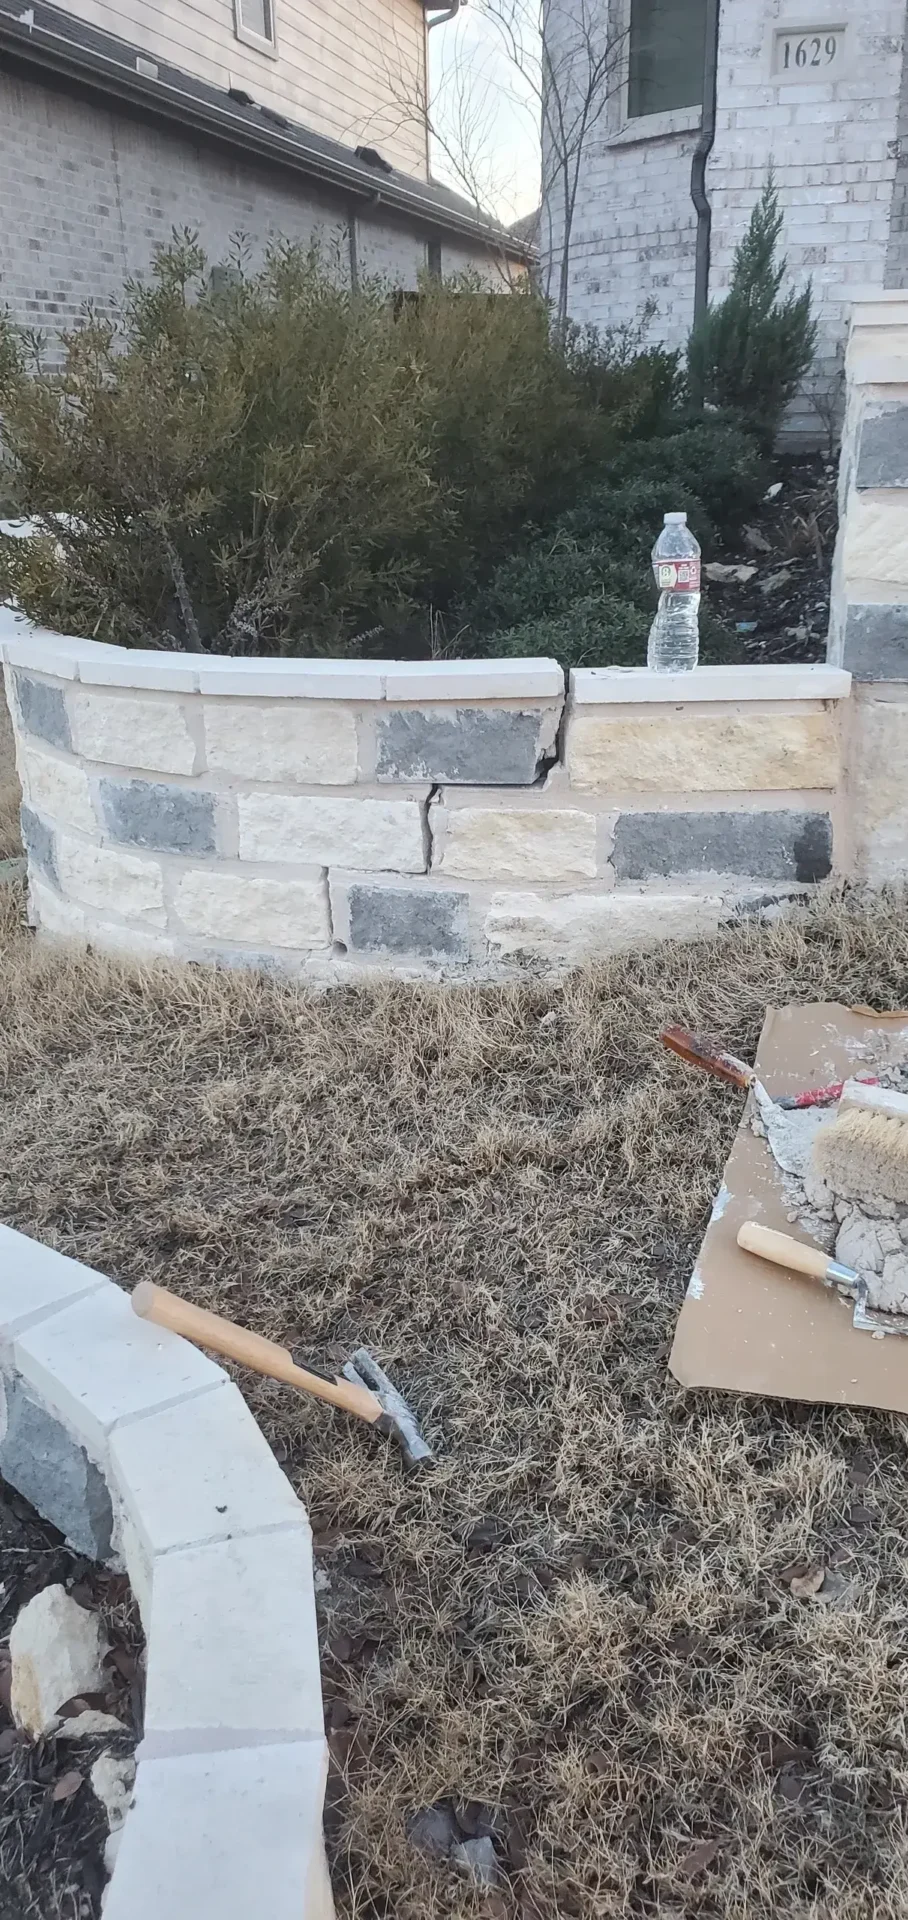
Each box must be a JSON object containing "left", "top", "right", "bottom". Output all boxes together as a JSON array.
[
  {"left": 0, "top": 610, "right": 857, "bottom": 976},
  {"left": 0, "top": 1221, "right": 333, "bottom": 1920}
]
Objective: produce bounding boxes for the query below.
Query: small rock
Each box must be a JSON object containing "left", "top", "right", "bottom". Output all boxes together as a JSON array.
[
  {"left": 744, "top": 524, "right": 772, "bottom": 554},
  {"left": 90, "top": 1751, "right": 136, "bottom": 1834},
  {"left": 56, "top": 1710, "right": 127, "bottom": 1739},
  {"left": 452, "top": 1836, "right": 501, "bottom": 1888},
  {"left": 407, "top": 1804, "right": 459, "bottom": 1859},
  {"left": 10, "top": 1585, "right": 107, "bottom": 1738}
]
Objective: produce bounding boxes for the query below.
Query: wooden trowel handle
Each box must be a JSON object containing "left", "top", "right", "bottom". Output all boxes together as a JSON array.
[
  {"left": 736, "top": 1222, "right": 832, "bottom": 1281},
  {"left": 131, "top": 1282, "right": 383, "bottom": 1424}
]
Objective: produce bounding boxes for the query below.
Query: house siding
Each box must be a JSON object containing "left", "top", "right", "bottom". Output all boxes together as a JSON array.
[{"left": 47, "top": 0, "right": 429, "bottom": 178}]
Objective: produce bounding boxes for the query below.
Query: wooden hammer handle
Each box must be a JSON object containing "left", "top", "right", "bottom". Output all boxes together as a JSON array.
[
  {"left": 736, "top": 1222, "right": 832, "bottom": 1281},
  {"left": 131, "top": 1282, "right": 383, "bottom": 1424}
]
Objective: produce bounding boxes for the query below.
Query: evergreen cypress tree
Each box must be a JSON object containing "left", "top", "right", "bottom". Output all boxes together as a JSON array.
[{"left": 688, "top": 174, "right": 817, "bottom": 442}]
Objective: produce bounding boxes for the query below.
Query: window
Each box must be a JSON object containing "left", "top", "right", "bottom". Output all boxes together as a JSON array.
[
  {"left": 234, "top": 0, "right": 276, "bottom": 52},
  {"left": 627, "top": 0, "right": 707, "bottom": 119}
]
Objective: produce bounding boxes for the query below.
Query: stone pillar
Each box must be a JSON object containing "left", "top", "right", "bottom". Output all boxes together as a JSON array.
[{"left": 829, "top": 291, "right": 908, "bottom": 880}]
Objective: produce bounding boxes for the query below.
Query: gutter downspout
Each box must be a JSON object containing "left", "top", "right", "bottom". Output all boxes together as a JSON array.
[
  {"left": 690, "top": 0, "right": 720, "bottom": 400},
  {"left": 425, "top": 0, "right": 462, "bottom": 25}
]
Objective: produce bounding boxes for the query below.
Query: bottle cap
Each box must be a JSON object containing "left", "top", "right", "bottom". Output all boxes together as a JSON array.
[{"left": 664, "top": 512, "right": 687, "bottom": 524}]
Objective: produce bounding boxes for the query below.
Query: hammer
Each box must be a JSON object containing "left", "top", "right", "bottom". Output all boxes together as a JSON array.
[{"left": 131, "top": 1283, "right": 434, "bottom": 1468}]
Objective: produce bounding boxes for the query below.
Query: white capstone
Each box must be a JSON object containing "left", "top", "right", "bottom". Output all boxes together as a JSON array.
[
  {"left": 55, "top": 837, "right": 167, "bottom": 926},
  {"left": 143, "top": 1529, "right": 323, "bottom": 1749},
  {"left": 11, "top": 1284, "right": 225, "bottom": 1456},
  {"left": 108, "top": 1381, "right": 306, "bottom": 1560},
  {"left": 203, "top": 701, "right": 358, "bottom": 784},
  {"left": 174, "top": 868, "right": 330, "bottom": 949},
  {"left": 237, "top": 791, "right": 428, "bottom": 872},
  {"left": 70, "top": 690, "right": 197, "bottom": 775},
  {"left": 0, "top": 1222, "right": 105, "bottom": 1336},
  {"left": 485, "top": 889, "right": 726, "bottom": 969},
  {"left": 18, "top": 747, "right": 96, "bottom": 833},
  {"left": 10, "top": 1584, "right": 107, "bottom": 1736},
  {"left": 101, "top": 1742, "right": 331, "bottom": 1920}
]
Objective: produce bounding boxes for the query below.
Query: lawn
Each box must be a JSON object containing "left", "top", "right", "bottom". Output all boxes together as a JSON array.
[{"left": 2, "top": 883, "right": 908, "bottom": 1919}]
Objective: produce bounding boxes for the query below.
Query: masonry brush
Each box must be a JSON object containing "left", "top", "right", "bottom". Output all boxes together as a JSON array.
[
  {"left": 812, "top": 1079, "right": 908, "bottom": 1207},
  {"left": 131, "top": 1282, "right": 434, "bottom": 1467}
]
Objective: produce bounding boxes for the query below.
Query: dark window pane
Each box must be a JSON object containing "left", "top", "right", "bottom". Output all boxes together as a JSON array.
[
  {"left": 628, "top": 0, "right": 707, "bottom": 118},
  {"left": 241, "top": 0, "right": 273, "bottom": 39}
]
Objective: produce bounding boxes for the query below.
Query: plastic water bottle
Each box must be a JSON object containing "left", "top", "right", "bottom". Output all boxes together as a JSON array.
[{"left": 647, "top": 512, "right": 701, "bottom": 671}]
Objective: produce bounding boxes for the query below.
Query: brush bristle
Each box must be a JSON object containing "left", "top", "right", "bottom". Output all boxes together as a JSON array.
[{"left": 813, "top": 1107, "right": 908, "bottom": 1206}]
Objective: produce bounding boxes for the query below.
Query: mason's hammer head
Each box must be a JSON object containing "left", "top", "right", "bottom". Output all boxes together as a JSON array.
[{"left": 342, "top": 1349, "right": 435, "bottom": 1468}]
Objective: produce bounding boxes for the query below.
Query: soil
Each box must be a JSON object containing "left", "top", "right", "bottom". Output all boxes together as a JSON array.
[
  {"left": 0, "top": 1476, "right": 143, "bottom": 1920},
  {"left": 2, "top": 883, "right": 908, "bottom": 1919},
  {"left": 704, "top": 454, "right": 837, "bottom": 666}
]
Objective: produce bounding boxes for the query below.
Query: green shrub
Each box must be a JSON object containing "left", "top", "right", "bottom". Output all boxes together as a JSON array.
[{"left": 688, "top": 177, "right": 816, "bottom": 442}]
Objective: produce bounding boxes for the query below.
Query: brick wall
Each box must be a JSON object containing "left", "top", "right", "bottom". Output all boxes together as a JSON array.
[
  {"left": 0, "top": 67, "right": 497, "bottom": 347},
  {"left": 549, "top": 0, "right": 907, "bottom": 439},
  {"left": 887, "top": 19, "right": 908, "bottom": 284}
]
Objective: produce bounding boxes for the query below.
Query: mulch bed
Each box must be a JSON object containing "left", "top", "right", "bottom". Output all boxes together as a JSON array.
[
  {"left": 706, "top": 454, "right": 837, "bottom": 666},
  {"left": 0, "top": 1477, "right": 143, "bottom": 1920},
  {"left": 2, "top": 883, "right": 908, "bottom": 1918}
]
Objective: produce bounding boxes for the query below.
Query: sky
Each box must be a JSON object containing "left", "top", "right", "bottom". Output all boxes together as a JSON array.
[{"left": 427, "top": 4, "right": 542, "bottom": 224}]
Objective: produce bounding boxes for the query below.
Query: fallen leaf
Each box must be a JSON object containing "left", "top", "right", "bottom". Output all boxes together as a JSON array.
[
  {"left": 52, "top": 1770, "right": 83, "bottom": 1803},
  {"left": 0, "top": 1727, "right": 19, "bottom": 1758},
  {"left": 848, "top": 1504, "right": 875, "bottom": 1529},
  {"left": 704, "top": 561, "right": 757, "bottom": 585},
  {"left": 744, "top": 524, "right": 772, "bottom": 554},
  {"left": 789, "top": 1565, "right": 826, "bottom": 1599},
  {"left": 679, "top": 1838, "right": 719, "bottom": 1876}
]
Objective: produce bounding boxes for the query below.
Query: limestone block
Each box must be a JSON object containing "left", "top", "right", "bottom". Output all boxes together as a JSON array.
[
  {"left": 0, "top": 1221, "right": 106, "bottom": 1337},
  {"left": 431, "top": 799, "right": 597, "bottom": 881},
  {"left": 99, "top": 778, "right": 217, "bottom": 855},
  {"left": 841, "top": 603, "right": 908, "bottom": 682},
  {"left": 27, "top": 877, "right": 88, "bottom": 943},
  {"left": 565, "top": 709, "right": 839, "bottom": 793},
  {"left": 12, "top": 671, "right": 71, "bottom": 750},
  {"left": 842, "top": 492, "right": 908, "bottom": 588},
  {"left": 237, "top": 791, "right": 427, "bottom": 872},
  {"left": 375, "top": 706, "right": 559, "bottom": 785},
  {"left": 203, "top": 700, "right": 358, "bottom": 784},
  {"left": 20, "top": 804, "right": 58, "bottom": 885},
  {"left": 100, "top": 1742, "right": 331, "bottom": 1920},
  {"left": 10, "top": 1584, "right": 106, "bottom": 1736},
  {"left": 485, "top": 890, "right": 725, "bottom": 969},
  {"left": 174, "top": 868, "right": 330, "bottom": 949},
  {"left": 847, "top": 697, "right": 908, "bottom": 882},
  {"left": 855, "top": 405, "right": 908, "bottom": 490},
  {"left": 613, "top": 809, "right": 833, "bottom": 883},
  {"left": 19, "top": 746, "right": 96, "bottom": 834},
  {"left": 55, "top": 836, "right": 167, "bottom": 925},
  {"left": 0, "top": 1373, "right": 114, "bottom": 1559},
  {"left": 108, "top": 1381, "right": 307, "bottom": 1560},
  {"left": 143, "top": 1530, "right": 323, "bottom": 1748},
  {"left": 70, "top": 690, "right": 197, "bottom": 776},
  {"left": 334, "top": 876, "right": 470, "bottom": 961}
]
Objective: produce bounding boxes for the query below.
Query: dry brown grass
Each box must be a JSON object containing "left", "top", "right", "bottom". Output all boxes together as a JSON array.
[
  {"left": 2, "top": 883, "right": 908, "bottom": 1918},
  {"left": 0, "top": 688, "right": 21, "bottom": 861}
]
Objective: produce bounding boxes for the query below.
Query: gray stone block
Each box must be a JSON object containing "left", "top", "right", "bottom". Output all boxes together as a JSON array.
[
  {"left": 13, "top": 671, "right": 72, "bottom": 751},
  {"left": 100, "top": 778, "right": 216, "bottom": 854},
  {"left": 613, "top": 810, "right": 833, "bottom": 884},
  {"left": 347, "top": 883, "right": 469, "bottom": 959},
  {"left": 20, "top": 803, "right": 58, "bottom": 886},
  {"left": 376, "top": 709, "right": 550, "bottom": 785},
  {"left": 0, "top": 1372, "right": 114, "bottom": 1561},
  {"left": 855, "top": 406, "right": 908, "bottom": 490},
  {"left": 841, "top": 603, "right": 908, "bottom": 681}
]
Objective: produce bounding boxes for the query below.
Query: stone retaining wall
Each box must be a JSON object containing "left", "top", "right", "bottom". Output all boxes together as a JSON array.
[
  {"left": 0, "top": 1221, "right": 333, "bottom": 1919},
  {"left": 829, "top": 290, "right": 908, "bottom": 884},
  {"left": 0, "top": 609, "right": 859, "bottom": 978}
]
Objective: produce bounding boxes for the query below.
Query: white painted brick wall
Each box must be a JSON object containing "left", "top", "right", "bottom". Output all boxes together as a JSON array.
[{"left": 547, "top": 0, "right": 907, "bottom": 438}]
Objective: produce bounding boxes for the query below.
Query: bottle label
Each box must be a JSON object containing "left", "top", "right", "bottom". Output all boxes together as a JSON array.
[{"left": 654, "top": 558, "right": 701, "bottom": 592}]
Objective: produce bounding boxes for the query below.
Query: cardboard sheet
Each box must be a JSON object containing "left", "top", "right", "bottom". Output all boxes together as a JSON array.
[{"left": 669, "top": 1001, "right": 908, "bottom": 1413}]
